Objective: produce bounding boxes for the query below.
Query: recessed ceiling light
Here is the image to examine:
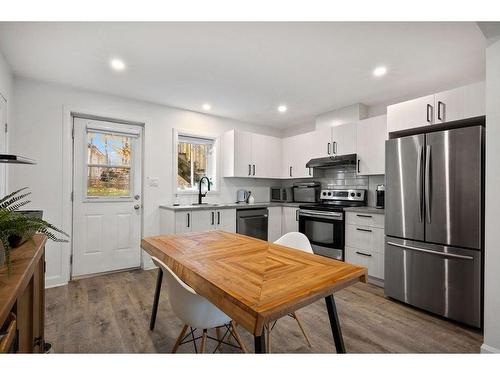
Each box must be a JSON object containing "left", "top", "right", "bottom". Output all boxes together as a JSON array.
[
  {"left": 110, "top": 58, "right": 126, "bottom": 71},
  {"left": 373, "top": 66, "right": 387, "bottom": 77},
  {"left": 202, "top": 103, "right": 211, "bottom": 111},
  {"left": 278, "top": 105, "right": 287, "bottom": 113}
]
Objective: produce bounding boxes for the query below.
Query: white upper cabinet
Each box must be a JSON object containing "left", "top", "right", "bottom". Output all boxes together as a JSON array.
[
  {"left": 309, "top": 127, "right": 333, "bottom": 158},
  {"left": 387, "top": 81, "right": 485, "bottom": 133},
  {"left": 282, "top": 132, "right": 312, "bottom": 178},
  {"left": 434, "top": 81, "right": 485, "bottom": 124},
  {"left": 331, "top": 123, "right": 357, "bottom": 155},
  {"left": 223, "top": 129, "right": 282, "bottom": 178},
  {"left": 387, "top": 95, "right": 435, "bottom": 132},
  {"left": 356, "top": 115, "right": 387, "bottom": 176}
]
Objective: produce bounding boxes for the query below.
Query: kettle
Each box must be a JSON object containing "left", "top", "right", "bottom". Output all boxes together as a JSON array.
[{"left": 236, "top": 189, "right": 249, "bottom": 203}]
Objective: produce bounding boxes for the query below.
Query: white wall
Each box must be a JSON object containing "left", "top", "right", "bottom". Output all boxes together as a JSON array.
[
  {"left": 482, "top": 38, "right": 500, "bottom": 353},
  {"left": 0, "top": 50, "right": 13, "bottom": 194},
  {"left": 10, "top": 77, "right": 282, "bottom": 287},
  {"left": 315, "top": 103, "right": 368, "bottom": 129}
]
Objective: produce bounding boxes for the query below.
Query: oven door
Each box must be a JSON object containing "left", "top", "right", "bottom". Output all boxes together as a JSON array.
[{"left": 298, "top": 210, "right": 344, "bottom": 260}]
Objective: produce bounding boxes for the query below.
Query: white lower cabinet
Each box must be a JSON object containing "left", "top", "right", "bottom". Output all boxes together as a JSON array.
[
  {"left": 268, "top": 206, "right": 283, "bottom": 242},
  {"left": 282, "top": 206, "right": 299, "bottom": 234},
  {"left": 160, "top": 208, "right": 237, "bottom": 234},
  {"left": 216, "top": 209, "right": 236, "bottom": 232},
  {"left": 344, "top": 212, "right": 385, "bottom": 282}
]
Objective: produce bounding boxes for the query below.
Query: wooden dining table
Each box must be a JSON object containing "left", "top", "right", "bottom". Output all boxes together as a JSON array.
[{"left": 141, "top": 230, "right": 367, "bottom": 353}]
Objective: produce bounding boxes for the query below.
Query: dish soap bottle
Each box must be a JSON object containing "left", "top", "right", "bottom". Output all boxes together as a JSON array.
[{"left": 247, "top": 191, "right": 255, "bottom": 204}]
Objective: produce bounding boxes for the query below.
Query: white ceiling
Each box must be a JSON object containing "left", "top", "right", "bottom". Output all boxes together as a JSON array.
[{"left": 0, "top": 22, "right": 486, "bottom": 128}]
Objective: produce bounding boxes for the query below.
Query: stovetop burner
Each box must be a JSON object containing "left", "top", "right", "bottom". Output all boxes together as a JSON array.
[{"left": 300, "top": 188, "right": 367, "bottom": 211}]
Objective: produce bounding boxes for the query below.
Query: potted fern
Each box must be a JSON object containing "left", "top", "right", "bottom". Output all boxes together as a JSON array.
[{"left": 0, "top": 188, "right": 69, "bottom": 270}]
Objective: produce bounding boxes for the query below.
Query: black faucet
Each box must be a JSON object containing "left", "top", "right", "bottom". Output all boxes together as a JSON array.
[{"left": 198, "top": 176, "right": 211, "bottom": 204}]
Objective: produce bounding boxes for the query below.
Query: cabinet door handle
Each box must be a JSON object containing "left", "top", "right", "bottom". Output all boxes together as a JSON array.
[
  {"left": 187, "top": 213, "right": 190, "bottom": 228},
  {"left": 289, "top": 166, "right": 292, "bottom": 177},
  {"left": 357, "top": 159, "right": 360, "bottom": 173},
  {"left": 211, "top": 211, "right": 215, "bottom": 225},
  {"left": 356, "top": 251, "right": 372, "bottom": 257},
  {"left": 356, "top": 214, "right": 372, "bottom": 218},
  {"left": 248, "top": 164, "right": 251, "bottom": 176},
  {"left": 426, "top": 104, "right": 433, "bottom": 123},
  {"left": 327, "top": 142, "right": 331, "bottom": 155},
  {"left": 356, "top": 228, "right": 372, "bottom": 233},
  {"left": 217, "top": 211, "right": 220, "bottom": 225},
  {"left": 252, "top": 164, "right": 256, "bottom": 176},
  {"left": 437, "top": 101, "right": 444, "bottom": 121},
  {"left": 333, "top": 141, "right": 337, "bottom": 154},
  {"left": 296, "top": 209, "right": 299, "bottom": 221}
]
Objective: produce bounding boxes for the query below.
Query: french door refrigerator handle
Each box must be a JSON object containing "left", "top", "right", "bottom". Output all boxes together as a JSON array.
[
  {"left": 425, "top": 145, "right": 431, "bottom": 224},
  {"left": 386, "top": 241, "right": 474, "bottom": 260},
  {"left": 416, "top": 145, "right": 423, "bottom": 222}
]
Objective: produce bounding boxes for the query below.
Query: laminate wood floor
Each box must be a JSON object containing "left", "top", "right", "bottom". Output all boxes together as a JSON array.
[{"left": 45, "top": 269, "right": 483, "bottom": 353}]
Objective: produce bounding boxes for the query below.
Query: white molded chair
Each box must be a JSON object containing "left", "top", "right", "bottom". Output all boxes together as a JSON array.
[
  {"left": 151, "top": 256, "right": 247, "bottom": 353},
  {"left": 268, "top": 232, "right": 314, "bottom": 352}
]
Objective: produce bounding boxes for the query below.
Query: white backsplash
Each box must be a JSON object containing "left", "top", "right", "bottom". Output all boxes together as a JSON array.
[
  {"left": 281, "top": 166, "right": 384, "bottom": 207},
  {"left": 173, "top": 177, "right": 282, "bottom": 205}
]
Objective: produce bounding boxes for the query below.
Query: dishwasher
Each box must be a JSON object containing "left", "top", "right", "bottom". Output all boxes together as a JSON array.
[{"left": 236, "top": 208, "right": 268, "bottom": 241}]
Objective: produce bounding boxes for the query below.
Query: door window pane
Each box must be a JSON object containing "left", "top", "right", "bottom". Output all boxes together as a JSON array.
[
  {"left": 87, "top": 167, "right": 131, "bottom": 197},
  {"left": 87, "top": 131, "right": 132, "bottom": 165},
  {"left": 86, "top": 130, "right": 134, "bottom": 198}
]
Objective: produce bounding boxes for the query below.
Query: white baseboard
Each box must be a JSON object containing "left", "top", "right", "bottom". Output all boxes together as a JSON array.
[{"left": 481, "top": 343, "right": 500, "bottom": 353}]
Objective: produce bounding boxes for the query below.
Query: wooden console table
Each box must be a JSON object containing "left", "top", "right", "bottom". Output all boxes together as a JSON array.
[{"left": 0, "top": 235, "right": 47, "bottom": 353}]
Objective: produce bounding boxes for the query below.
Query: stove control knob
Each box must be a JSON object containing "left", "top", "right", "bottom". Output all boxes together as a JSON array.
[
  {"left": 327, "top": 192, "right": 332, "bottom": 196},
  {"left": 356, "top": 192, "right": 361, "bottom": 197},
  {"left": 322, "top": 192, "right": 327, "bottom": 196},
  {"left": 350, "top": 192, "right": 355, "bottom": 197}
]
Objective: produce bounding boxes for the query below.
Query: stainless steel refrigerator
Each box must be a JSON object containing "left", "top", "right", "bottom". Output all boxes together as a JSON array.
[{"left": 385, "top": 125, "right": 483, "bottom": 328}]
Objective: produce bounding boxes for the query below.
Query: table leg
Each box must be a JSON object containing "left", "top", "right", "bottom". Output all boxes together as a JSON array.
[
  {"left": 149, "top": 268, "right": 163, "bottom": 331},
  {"left": 325, "top": 294, "right": 346, "bottom": 353},
  {"left": 254, "top": 334, "right": 267, "bottom": 354}
]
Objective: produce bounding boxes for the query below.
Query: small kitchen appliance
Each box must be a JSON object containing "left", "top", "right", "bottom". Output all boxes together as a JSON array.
[
  {"left": 236, "top": 189, "right": 249, "bottom": 203},
  {"left": 270, "top": 187, "right": 293, "bottom": 202},
  {"left": 376, "top": 184, "right": 385, "bottom": 208},
  {"left": 292, "top": 182, "right": 320, "bottom": 203}
]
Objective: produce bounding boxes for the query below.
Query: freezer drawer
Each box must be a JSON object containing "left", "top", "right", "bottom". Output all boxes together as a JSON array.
[{"left": 384, "top": 237, "right": 482, "bottom": 328}]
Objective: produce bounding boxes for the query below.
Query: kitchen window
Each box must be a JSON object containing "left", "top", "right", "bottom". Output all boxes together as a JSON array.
[{"left": 175, "top": 132, "right": 218, "bottom": 193}]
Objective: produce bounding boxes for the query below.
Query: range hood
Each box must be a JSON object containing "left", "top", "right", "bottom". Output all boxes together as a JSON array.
[
  {"left": 0, "top": 154, "right": 37, "bottom": 164},
  {"left": 306, "top": 153, "right": 357, "bottom": 169}
]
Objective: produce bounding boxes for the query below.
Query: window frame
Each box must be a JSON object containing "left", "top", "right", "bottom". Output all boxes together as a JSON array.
[
  {"left": 83, "top": 126, "right": 139, "bottom": 202},
  {"left": 173, "top": 128, "right": 220, "bottom": 196}
]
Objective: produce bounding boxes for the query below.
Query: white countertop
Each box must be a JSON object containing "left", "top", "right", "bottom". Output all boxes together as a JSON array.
[{"left": 159, "top": 201, "right": 302, "bottom": 211}]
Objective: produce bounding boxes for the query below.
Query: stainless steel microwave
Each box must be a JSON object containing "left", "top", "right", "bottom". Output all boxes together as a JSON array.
[{"left": 270, "top": 187, "right": 293, "bottom": 202}]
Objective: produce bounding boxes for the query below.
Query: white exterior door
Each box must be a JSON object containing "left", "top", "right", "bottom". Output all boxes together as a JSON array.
[{"left": 72, "top": 117, "right": 143, "bottom": 277}]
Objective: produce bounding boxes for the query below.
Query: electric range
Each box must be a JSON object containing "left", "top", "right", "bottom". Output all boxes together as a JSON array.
[{"left": 298, "top": 189, "right": 366, "bottom": 260}]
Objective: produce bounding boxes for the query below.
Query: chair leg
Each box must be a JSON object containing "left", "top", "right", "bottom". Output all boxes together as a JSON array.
[
  {"left": 215, "top": 327, "right": 223, "bottom": 352},
  {"left": 292, "top": 312, "right": 312, "bottom": 348},
  {"left": 172, "top": 324, "right": 189, "bottom": 353},
  {"left": 266, "top": 323, "right": 272, "bottom": 353},
  {"left": 230, "top": 321, "right": 248, "bottom": 353},
  {"left": 200, "top": 329, "right": 208, "bottom": 353}
]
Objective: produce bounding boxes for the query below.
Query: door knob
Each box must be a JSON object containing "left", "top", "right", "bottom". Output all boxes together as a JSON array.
[{"left": 134, "top": 204, "right": 141, "bottom": 210}]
